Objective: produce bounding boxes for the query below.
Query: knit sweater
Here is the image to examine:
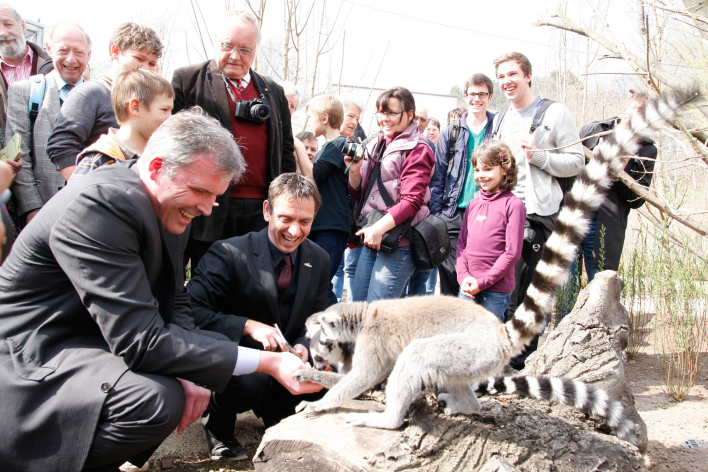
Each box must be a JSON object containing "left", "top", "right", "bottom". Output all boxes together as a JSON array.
[
  {"left": 492, "top": 96, "right": 584, "bottom": 216},
  {"left": 455, "top": 188, "right": 526, "bottom": 293}
]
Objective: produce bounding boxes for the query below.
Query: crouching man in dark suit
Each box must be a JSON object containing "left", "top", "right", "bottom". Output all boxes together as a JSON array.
[
  {"left": 187, "top": 172, "right": 330, "bottom": 460},
  {"left": 0, "top": 109, "right": 321, "bottom": 472}
]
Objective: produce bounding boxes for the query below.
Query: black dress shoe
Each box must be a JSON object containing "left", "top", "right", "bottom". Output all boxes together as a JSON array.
[{"left": 202, "top": 425, "right": 248, "bottom": 461}]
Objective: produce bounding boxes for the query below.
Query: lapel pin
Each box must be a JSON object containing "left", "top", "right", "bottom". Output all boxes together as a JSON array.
[{"left": 304, "top": 262, "right": 312, "bottom": 267}]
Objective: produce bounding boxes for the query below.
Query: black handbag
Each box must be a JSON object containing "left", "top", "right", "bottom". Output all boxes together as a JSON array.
[
  {"left": 406, "top": 214, "right": 451, "bottom": 270},
  {"left": 358, "top": 208, "right": 411, "bottom": 253}
]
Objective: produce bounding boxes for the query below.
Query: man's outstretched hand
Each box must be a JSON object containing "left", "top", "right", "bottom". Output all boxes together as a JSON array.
[
  {"left": 258, "top": 351, "right": 323, "bottom": 395},
  {"left": 176, "top": 378, "right": 211, "bottom": 434}
]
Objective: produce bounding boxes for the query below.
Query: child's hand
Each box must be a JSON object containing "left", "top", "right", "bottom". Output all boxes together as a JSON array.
[{"left": 461, "top": 277, "right": 480, "bottom": 299}]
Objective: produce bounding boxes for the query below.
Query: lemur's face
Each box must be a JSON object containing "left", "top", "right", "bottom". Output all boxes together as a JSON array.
[{"left": 309, "top": 329, "right": 346, "bottom": 371}]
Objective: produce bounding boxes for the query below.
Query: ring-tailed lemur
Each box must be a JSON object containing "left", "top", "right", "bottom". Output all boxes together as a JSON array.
[
  {"left": 294, "top": 89, "right": 701, "bottom": 447},
  {"left": 303, "top": 320, "right": 636, "bottom": 443}
]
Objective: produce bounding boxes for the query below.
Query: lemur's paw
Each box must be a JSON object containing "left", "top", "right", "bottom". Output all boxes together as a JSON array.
[
  {"left": 293, "top": 368, "right": 316, "bottom": 383},
  {"left": 296, "top": 399, "right": 330, "bottom": 415},
  {"left": 344, "top": 411, "right": 402, "bottom": 429},
  {"left": 438, "top": 393, "right": 462, "bottom": 416},
  {"left": 438, "top": 393, "right": 480, "bottom": 416}
]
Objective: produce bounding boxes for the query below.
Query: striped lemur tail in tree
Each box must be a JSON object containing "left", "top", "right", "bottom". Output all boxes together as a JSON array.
[{"left": 294, "top": 89, "right": 702, "bottom": 446}]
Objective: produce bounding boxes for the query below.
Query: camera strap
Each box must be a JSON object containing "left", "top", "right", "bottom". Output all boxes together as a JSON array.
[
  {"left": 222, "top": 73, "right": 240, "bottom": 103},
  {"left": 360, "top": 141, "right": 385, "bottom": 206},
  {"left": 222, "top": 72, "right": 267, "bottom": 104}
]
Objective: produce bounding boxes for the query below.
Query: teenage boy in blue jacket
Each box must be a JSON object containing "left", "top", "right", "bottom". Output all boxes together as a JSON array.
[{"left": 429, "top": 73, "right": 495, "bottom": 296}]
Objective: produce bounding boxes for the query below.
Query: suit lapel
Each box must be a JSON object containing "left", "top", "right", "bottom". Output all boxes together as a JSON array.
[
  {"left": 43, "top": 74, "right": 61, "bottom": 124},
  {"left": 207, "top": 60, "right": 233, "bottom": 132},
  {"left": 288, "top": 241, "right": 313, "bottom": 334},
  {"left": 253, "top": 230, "right": 281, "bottom": 325}
]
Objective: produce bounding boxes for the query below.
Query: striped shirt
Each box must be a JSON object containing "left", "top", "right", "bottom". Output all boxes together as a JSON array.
[{"left": 0, "top": 45, "right": 33, "bottom": 86}]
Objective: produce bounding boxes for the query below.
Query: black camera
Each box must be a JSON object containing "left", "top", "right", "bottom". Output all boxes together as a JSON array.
[
  {"left": 342, "top": 142, "right": 365, "bottom": 162},
  {"left": 234, "top": 98, "right": 270, "bottom": 123}
]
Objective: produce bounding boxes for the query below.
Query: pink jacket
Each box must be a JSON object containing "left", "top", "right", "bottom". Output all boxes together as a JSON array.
[{"left": 352, "top": 122, "right": 434, "bottom": 227}]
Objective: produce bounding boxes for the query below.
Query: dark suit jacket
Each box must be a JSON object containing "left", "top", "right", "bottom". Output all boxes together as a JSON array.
[
  {"left": 187, "top": 228, "right": 330, "bottom": 349},
  {"left": 0, "top": 161, "right": 239, "bottom": 471},
  {"left": 171, "top": 61, "right": 296, "bottom": 241}
]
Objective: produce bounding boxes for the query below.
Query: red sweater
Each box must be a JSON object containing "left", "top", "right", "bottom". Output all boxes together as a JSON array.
[{"left": 226, "top": 79, "right": 269, "bottom": 199}]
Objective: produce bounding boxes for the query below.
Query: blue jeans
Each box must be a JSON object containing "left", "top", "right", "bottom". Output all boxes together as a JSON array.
[
  {"left": 351, "top": 246, "right": 416, "bottom": 303},
  {"left": 406, "top": 268, "right": 430, "bottom": 296},
  {"left": 332, "top": 258, "right": 345, "bottom": 301},
  {"left": 559, "top": 219, "right": 597, "bottom": 318},
  {"left": 332, "top": 246, "right": 361, "bottom": 301},
  {"left": 426, "top": 268, "right": 438, "bottom": 294},
  {"left": 308, "top": 230, "right": 350, "bottom": 306},
  {"left": 459, "top": 288, "right": 511, "bottom": 323}
]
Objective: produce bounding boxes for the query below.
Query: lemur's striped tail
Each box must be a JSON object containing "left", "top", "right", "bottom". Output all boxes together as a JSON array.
[
  {"left": 506, "top": 88, "right": 703, "bottom": 349},
  {"left": 476, "top": 376, "right": 638, "bottom": 446}
]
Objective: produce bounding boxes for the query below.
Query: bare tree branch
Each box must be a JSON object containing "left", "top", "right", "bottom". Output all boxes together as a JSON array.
[
  {"left": 580, "top": 146, "right": 708, "bottom": 236},
  {"left": 642, "top": 0, "right": 708, "bottom": 26}
]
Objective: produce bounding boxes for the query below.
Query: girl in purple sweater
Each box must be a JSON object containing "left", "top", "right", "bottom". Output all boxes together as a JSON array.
[{"left": 455, "top": 141, "right": 526, "bottom": 321}]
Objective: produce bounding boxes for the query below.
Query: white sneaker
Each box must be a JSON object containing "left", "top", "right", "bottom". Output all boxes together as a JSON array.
[{"left": 119, "top": 461, "right": 149, "bottom": 472}]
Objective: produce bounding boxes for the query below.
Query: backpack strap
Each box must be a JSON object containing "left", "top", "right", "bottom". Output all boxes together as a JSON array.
[
  {"left": 28, "top": 74, "right": 46, "bottom": 168},
  {"left": 490, "top": 106, "right": 509, "bottom": 139},
  {"left": 529, "top": 98, "right": 555, "bottom": 133},
  {"left": 446, "top": 119, "right": 460, "bottom": 176}
]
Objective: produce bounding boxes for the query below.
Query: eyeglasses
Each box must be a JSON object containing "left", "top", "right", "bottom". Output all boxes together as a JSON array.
[
  {"left": 220, "top": 42, "right": 256, "bottom": 57},
  {"left": 464, "top": 92, "right": 490, "bottom": 99},
  {"left": 376, "top": 110, "right": 404, "bottom": 119}
]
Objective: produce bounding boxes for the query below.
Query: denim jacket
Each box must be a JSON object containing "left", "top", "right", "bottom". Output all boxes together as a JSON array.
[{"left": 429, "top": 110, "right": 495, "bottom": 217}]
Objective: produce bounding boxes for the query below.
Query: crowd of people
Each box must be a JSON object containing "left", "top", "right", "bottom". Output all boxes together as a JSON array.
[{"left": 0, "top": 3, "right": 656, "bottom": 471}]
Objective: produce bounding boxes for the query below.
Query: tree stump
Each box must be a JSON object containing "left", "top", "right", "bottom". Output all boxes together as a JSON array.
[{"left": 523, "top": 270, "right": 648, "bottom": 452}]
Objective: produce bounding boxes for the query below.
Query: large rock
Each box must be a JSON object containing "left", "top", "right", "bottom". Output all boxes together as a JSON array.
[
  {"left": 523, "top": 270, "right": 648, "bottom": 452},
  {"left": 254, "top": 394, "right": 643, "bottom": 471}
]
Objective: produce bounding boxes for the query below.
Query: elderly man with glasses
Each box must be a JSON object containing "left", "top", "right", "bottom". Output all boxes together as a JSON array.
[{"left": 172, "top": 9, "right": 295, "bottom": 271}]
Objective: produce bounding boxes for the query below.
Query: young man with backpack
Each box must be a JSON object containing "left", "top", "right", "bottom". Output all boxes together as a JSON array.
[
  {"left": 429, "top": 73, "right": 496, "bottom": 296},
  {"left": 491, "top": 51, "right": 584, "bottom": 369}
]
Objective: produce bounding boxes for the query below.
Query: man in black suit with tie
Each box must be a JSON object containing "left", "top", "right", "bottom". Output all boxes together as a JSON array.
[{"left": 187, "top": 172, "right": 330, "bottom": 461}]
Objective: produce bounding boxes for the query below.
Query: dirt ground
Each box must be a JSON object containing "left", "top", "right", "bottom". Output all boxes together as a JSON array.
[
  {"left": 144, "top": 332, "right": 708, "bottom": 472},
  {"left": 624, "top": 332, "right": 708, "bottom": 472}
]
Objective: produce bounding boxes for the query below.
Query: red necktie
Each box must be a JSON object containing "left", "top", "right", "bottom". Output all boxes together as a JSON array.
[
  {"left": 236, "top": 79, "right": 244, "bottom": 91},
  {"left": 278, "top": 255, "right": 292, "bottom": 292}
]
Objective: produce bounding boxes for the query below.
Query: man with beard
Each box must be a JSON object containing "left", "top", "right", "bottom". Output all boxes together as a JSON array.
[{"left": 0, "top": 3, "right": 52, "bottom": 144}]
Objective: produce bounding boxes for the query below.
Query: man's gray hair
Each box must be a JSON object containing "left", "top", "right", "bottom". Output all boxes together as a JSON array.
[
  {"left": 217, "top": 10, "right": 262, "bottom": 44},
  {"left": 141, "top": 108, "right": 246, "bottom": 183},
  {"left": 0, "top": 3, "right": 22, "bottom": 24},
  {"left": 280, "top": 80, "right": 299, "bottom": 99},
  {"left": 47, "top": 22, "right": 92, "bottom": 51},
  {"left": 340, "top": 95, "right": 365, "bottom": 115}
]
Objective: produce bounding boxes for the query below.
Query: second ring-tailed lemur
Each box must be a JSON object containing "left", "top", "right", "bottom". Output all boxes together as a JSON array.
[{"left": 294, "top": 89, "right": 701, "bottom": 447}]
